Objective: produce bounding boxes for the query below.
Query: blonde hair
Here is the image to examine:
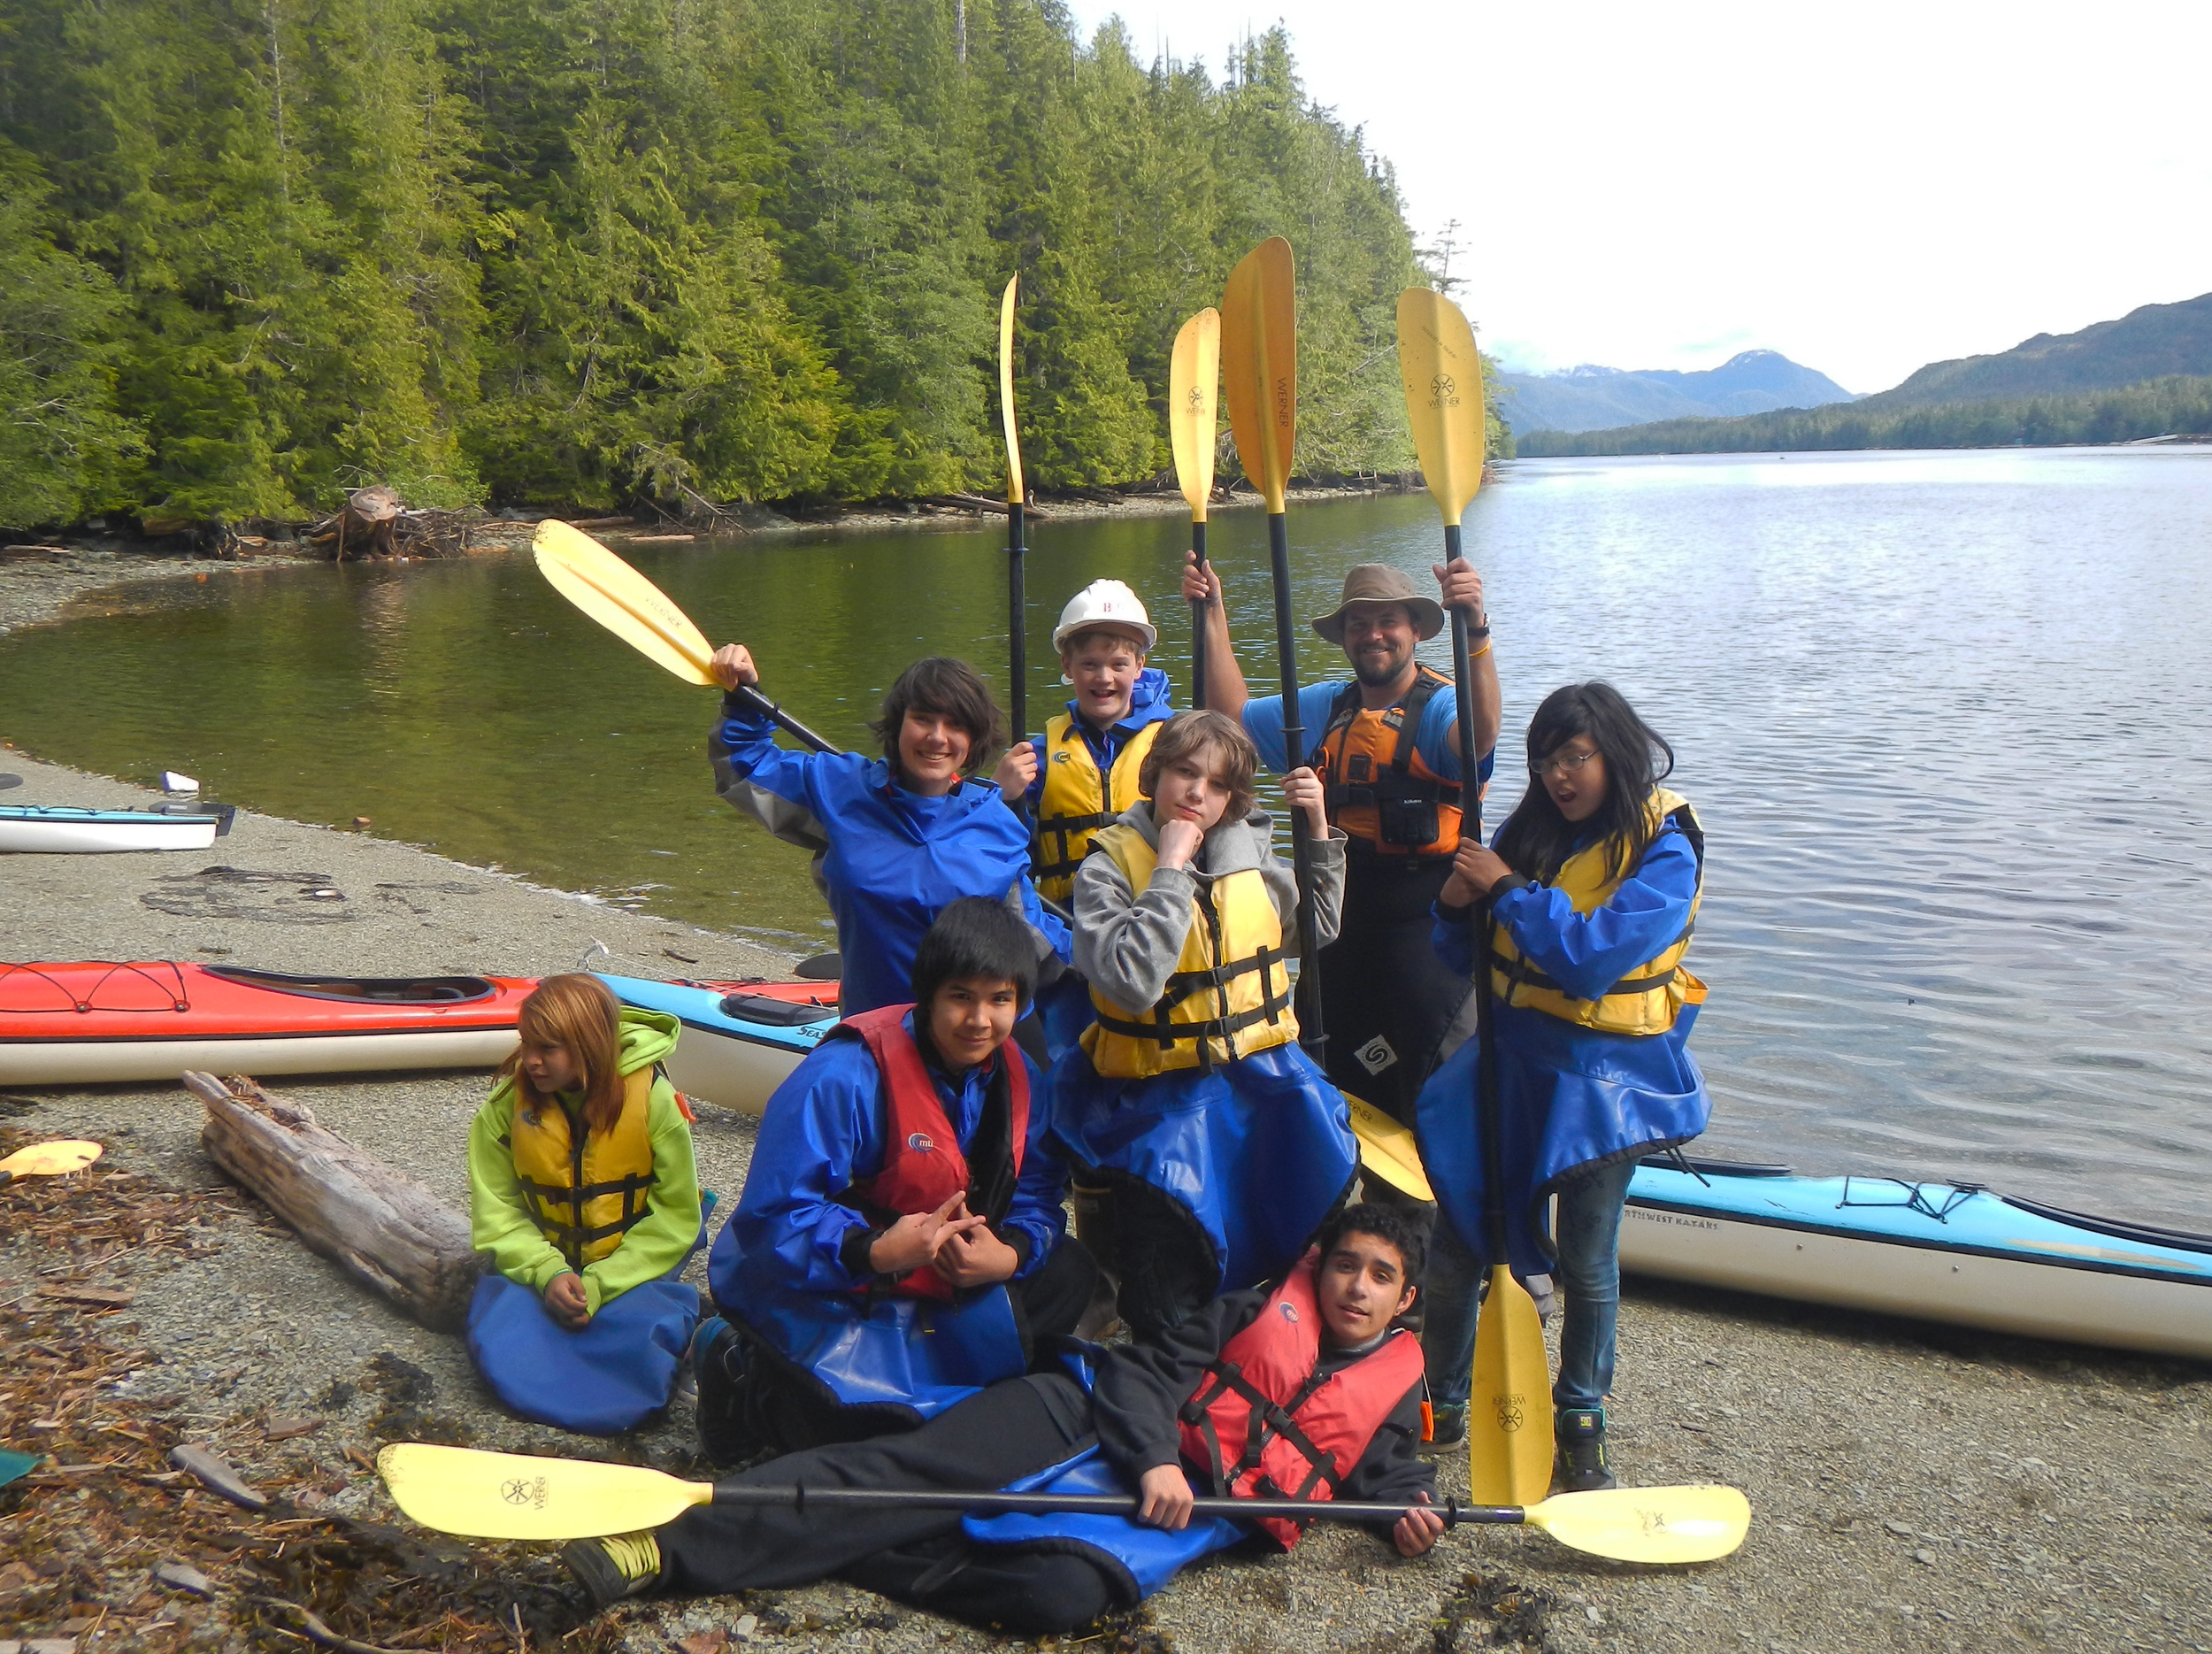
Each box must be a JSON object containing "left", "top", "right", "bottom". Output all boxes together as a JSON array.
[
  {"left": 1138, "top": 709, "right": 1258, "bottom": 824},
  {"left": 500, "top": 973, "right": 626, "bottom": 1133}
]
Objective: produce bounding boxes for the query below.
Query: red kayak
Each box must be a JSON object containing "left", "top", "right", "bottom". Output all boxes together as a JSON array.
[{"left": 0, "top": 962, "right": 536, "bottom": 1084}]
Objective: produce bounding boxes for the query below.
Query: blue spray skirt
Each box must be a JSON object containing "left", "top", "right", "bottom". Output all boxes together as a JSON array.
[
  {"left": 1623, "top": 1158, "right": 2212, "bottom": 1360},
  {"left": 466, "top": 1273, "right": 701, "bottom": 1435}
]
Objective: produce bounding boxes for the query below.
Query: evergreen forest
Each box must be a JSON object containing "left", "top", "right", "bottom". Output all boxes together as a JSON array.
[
  {"left": 1515, "top": 375, "right": 2212, "bottom": 458},
  {"left": 0, "top": 0, "right": 1488, "bottom": 530}
]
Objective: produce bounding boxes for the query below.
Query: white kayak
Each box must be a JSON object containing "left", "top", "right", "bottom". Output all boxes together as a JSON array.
[
  {"left": 1622, "top": 1157, "right": 2212, "bottom": 1361},
  {"left": 0, "top": 804, "right": 233, "bottom": 853}
]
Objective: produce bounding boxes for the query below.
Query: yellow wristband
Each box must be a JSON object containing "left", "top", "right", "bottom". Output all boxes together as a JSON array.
[{"left": 1467, "top": 638, "right": 1493, "bottom": 660}]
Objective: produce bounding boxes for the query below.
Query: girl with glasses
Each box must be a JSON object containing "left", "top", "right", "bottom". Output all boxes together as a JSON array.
[{"left": 1413, "top": 682, "right": 1711, "bottom": 1493}]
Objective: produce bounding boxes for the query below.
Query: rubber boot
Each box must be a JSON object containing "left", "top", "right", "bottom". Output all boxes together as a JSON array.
[{"left": 1554, "top": 1405, "right": 1617, "bottom": 1493}]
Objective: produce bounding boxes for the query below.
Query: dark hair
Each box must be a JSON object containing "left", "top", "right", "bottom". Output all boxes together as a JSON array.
[
  {"left": 1315, "top": 1201, "right": 1426, "bottom": 1288},
  {"left": 1493, "top": 681, "right": 1674, "bottom": 886},
  {"left": 871, "top": 657, "right": 1007, "bottom": 781},
  {"left": 1137, "top": 708, "right": 1258, "bottom": 825},
  {"left": 910, "top": 896, "right": 1038, "bottom": 1014}
]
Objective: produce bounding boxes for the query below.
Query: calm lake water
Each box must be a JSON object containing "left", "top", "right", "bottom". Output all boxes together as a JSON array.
[{"left": 6, "top": 447, "right": 2212, "bottom": 1227}]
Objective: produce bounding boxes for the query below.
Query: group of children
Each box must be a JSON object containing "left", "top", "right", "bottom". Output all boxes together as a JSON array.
[{"left": 462, "top": 565, "right": 1710, "bottom": 1627}]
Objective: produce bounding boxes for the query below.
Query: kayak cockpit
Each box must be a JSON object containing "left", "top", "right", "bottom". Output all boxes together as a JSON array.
[{"left": 205, "top": 966, "right": 497, "bottom": 1004}]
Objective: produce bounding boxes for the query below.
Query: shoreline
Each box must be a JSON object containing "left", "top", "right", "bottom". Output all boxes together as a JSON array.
[
  {"left": 0, "top": 480, "right": 1411, "bottom": 637},
  {"left": 1, "top": 754, "right": 2208, "bottom": 1650}
]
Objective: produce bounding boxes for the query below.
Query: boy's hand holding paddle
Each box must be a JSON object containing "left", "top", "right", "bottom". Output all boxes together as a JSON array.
[
  {"left": 1279, "top": 765, "right": 1328, "bottom": 838},
  {"left": 708, "top": 643, "right": 759, "bottom": 690}
]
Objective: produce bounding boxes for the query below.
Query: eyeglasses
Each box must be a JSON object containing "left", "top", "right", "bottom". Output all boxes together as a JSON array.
[{"left": 1532, "top": 748, "right": 1601, "bottom": 779}]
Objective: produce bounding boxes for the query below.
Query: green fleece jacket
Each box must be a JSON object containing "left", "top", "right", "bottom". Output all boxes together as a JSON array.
[{"left": 468, "top": 1006, "right": 700, "bottom": 1314}]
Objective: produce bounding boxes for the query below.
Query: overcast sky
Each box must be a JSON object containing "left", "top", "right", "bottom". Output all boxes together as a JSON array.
[{"left": 1064, "top": 0, "right": 2212, "bottom": 393}]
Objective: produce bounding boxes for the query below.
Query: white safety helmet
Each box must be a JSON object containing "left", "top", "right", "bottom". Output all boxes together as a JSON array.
[{"left": 1051, "top": 579, "right": 1156, "bottom": 654}]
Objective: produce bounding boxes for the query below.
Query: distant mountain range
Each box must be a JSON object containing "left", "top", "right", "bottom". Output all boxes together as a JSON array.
[
  {"left": 1853, "top": 291, "right": 2212, "bottom": 411},
  {"left": 1495, "top": 350, "right": 1855, "bottom": 435}
]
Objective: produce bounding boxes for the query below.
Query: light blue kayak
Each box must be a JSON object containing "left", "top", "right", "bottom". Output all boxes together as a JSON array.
[
  {"left": 0, "top": 804, "right": 234, "bottom": 853},
  {"left": 1623, "top": 1157, "right": 2212, "bottom": 1359},
  {"left": 597, "top": 973, "right": 837, "bottom": 1116}
]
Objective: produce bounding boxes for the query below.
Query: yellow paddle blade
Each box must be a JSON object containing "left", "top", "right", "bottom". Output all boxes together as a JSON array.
[
  {"left": 1344, "top": 1096, "right": 1432, "bottom": 1203},
  {"left": 0, "top": 1140, "right": 103, "bottom": 1179},
  {"left": 1220, "top": 237, "right": 1297, "bottom": 512},
  {"left": 1526, "top": 1483, "right": 1752, "bottom": 1566},
  {"left": 1395, "top": 288, "right": 1487, "bottom": 528},
  {"left": 998, "top": 274, "right": 1025, "bottom": 506},
  {"left": 1469, "top": 1262, "right": 1554, "bottom": 1505},
  {"left": 533, "top": 520, "right": 715, "bottom": 687},
  {"left": 1168, "top": 309, "right": 1220, "bottom": 522},
  {"left": 378, "top": 1443, "right": 712, "bottom": 1541}
]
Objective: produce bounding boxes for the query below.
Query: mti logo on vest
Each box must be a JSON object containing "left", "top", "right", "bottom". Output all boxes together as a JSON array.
[{"left": 906, "top": 1132, "right": 936, "bottom": 1153}]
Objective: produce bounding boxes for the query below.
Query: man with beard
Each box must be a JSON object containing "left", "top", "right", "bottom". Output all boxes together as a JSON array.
[{"left": 1182, "top": 557, "right": 1498, "bottom": 1145}]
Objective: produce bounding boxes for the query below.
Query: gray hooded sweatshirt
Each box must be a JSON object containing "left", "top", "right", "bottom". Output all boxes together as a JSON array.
[{"left": 1073, "top": 800, "right": 1347, "bottom": 1013}]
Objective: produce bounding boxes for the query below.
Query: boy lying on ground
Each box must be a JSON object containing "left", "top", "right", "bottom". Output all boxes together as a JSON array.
[{"left": 566, "top": 1203, "right": 1442, "bottom": 1633}]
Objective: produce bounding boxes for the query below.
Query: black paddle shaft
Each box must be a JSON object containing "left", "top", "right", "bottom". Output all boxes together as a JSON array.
[
  {"left": 1009, "top": 501, "right": 1027, "bottom": 737},
  {"left": 712, "top": 1481, "right": 1513, "bottom": 1528},
  {"left": 1267, "top": 511, "right": 1325, "bottom": 1057},
  {"left": 730, "top": 683, "right": 834, "bottom": 756},
  {"left": 1190, "top": 520, "right": 1210, "bottom": 707},
  {"left": 1443, "top": 526, "right": 1505, "bottom": 1260}
]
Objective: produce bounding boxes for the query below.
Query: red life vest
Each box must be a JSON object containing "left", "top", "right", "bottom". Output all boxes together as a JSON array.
[
  {"left": 1175, "top": 1249, "right": 1425, "bottom": 1550},
  {"left": 836, "top": 1004, "right": 1030, "bottom": 1304}
]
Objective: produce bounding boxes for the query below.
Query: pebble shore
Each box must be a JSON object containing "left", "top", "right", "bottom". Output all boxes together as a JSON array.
[{"left": 4, "top": 743, "right": 2209, "bottom": 1650}]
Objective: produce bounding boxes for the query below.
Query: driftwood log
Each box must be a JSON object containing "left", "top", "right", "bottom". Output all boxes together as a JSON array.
[{"left": 186, "top": 1072, "right": 484, "bottom": 1331}]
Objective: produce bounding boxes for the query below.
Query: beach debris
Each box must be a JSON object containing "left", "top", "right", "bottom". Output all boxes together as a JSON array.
[
  {"left": 0, "top": 544, "right": 70, "bottom": 563},
  {"left": 142, "top": 866, "right": 360, "bottom": 924},
  {"left": 265, "top": 1415, "right": 324, "bottom": 1442},
  {"left": 187, "top": 1073, "right": 484, "bottom": 1333},
  {"left": 352, "top": 816, "right": 372, "bottom": 828},
  {"left": 159, "top": 771, "right": 199, "bottom": 794},
  {"left": 153, "top": 1560, "right": 214, "bottom": 1596},
  {"left": 169, "top": 1443, "right": 268, "bottom": 1510},
  {"left": 0, "top": 1446, "right": 41, "bottom": 1487},
  {"left": 35, "top": 1283, "right": 133, "bottom": 1310}
]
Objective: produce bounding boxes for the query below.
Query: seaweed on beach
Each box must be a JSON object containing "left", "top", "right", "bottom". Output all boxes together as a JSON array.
[
  {"left": 1432, "top": 1571, "right": 1555, "bottom": 1651},
  {"left": 0, "top": 1147, "right": 613, "bottom": 1651}
]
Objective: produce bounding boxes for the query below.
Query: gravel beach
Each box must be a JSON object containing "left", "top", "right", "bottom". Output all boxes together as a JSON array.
[{"left": 4, "top": 752, "right": 2208, "bottom": 1654}]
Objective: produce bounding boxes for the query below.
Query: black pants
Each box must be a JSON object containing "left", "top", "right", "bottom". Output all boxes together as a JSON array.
[
  {"left": 658, "top": 1373, "right": 1124, "bottom": 1634},
  {"left": 1317, "top": 854, "right": 1470, "bottom": 1122},
  {"left": 703, "top": 1237, "right": 1100, "bottom": 1462}
]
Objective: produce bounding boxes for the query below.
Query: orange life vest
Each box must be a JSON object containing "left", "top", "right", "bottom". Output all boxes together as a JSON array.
[
  {"left": 1310, "top": 668, "right": 1463, "bottom": 858},
  {"left": 1176, "top": 1249, "right": 1425, "bottom": 1550}
]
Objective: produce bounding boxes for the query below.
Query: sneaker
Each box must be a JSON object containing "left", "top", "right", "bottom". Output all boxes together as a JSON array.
[
  {"left": 691, "top": 1318, "right": 758, "bottom": 1466},
  {"left": 1553, "top": 1406, "right": 1617, "bottom": 1493},
  {"left": 563, "top": 1531, "right": 663, "bottom": 1610},
  {"left": 1425, "top": 1402, "right": 1467, "bottom": 1450}
]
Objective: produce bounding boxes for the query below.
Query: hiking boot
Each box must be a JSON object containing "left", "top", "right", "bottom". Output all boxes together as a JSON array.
[
  {"left": 691, "top": 1318, "right": 759, "bottom": 1466},
  {"left": 1554, "top": 1406, "right": 1616, "bottom": 1493},
  {"left": 563, "top": 1531, "right": 662, "bottom": 1610},
  {"left": 1424, "top": 1401, "right": 1467, "bottom": 1450}
]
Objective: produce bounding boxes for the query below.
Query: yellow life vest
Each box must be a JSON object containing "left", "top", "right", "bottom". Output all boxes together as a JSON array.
[
  {"left": 510, "top": 1065, "right": 657, "bottom": 1268},
  {"left": 1082, "top": 823, "right": 1297, "bottom": 1077},
  {"left": 1032, "top": 714, "right": 1162, "bottom": 903},
  {"left": 1489, "top": 789, "right": 1708, "bottom": 1037}
]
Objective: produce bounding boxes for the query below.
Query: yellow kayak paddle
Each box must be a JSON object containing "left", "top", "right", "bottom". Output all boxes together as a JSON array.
[
  {"left": 531, "top": 520, "right": 832, "bottom": 753},
  {"left": 1344, "top": 1095, "right": 1433, "bottom": 1203},
  {"left": 377, "top": 1443, "right": 1747, "bottom": 1564},
  {"left": 998, "top": 273, "right": 1029, "bottom": 735},
  {"left": 1169, "top": 307, "right": 1220, "bottom": 704},
  {"left": 1395, "top": 287, "right": 1553, "bottom": 1506},
  {"left": 0, "top": 1139, "right": 103, "bottom": 1189}
]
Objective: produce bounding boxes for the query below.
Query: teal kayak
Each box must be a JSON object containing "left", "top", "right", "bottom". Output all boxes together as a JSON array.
[
  {"left": 1622, "top": 1158, "right": 2212, "bottom": 1359},
  {"left": 597, "top": 973, "right": 836, "bottom": 1116}
]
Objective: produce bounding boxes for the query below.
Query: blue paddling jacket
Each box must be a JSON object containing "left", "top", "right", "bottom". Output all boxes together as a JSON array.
[
  {"left": 710, "top": 696, "right": 1070, "bottom": 1017},
  {"left": 1416, "top": 797, "right": 1712, "bottom": 1280},
  {"left": 709, "top": 1013, "right": 1074, "bottom": 1423}
]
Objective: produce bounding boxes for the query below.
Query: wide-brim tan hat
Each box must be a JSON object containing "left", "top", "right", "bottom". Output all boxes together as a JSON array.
[{"left": 1312, "top": 564, "right": 1445, "bottom": 645}]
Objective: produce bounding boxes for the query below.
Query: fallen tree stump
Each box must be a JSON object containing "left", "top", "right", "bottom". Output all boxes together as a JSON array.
[{"left": 186, "top": 1071, "right": 483, "bottom": 1331}]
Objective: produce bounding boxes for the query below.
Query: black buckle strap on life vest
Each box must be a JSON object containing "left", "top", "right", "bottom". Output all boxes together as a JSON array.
[
  {"left": 514, "top": 1171, "right": 656, "bottom": 1266},
  {"left": 1089, "top": 944, "right": 1290, "bottom": 1052},
  {"left": 1180, "top": 1358, "right": 1345, "bottom": 1510},
  {"left": 1490, "top": 917, "right": 1696, "bottom": 1003},
  {"left": 1034, "top": 810, "right": 1117, "bottom": 879}
]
